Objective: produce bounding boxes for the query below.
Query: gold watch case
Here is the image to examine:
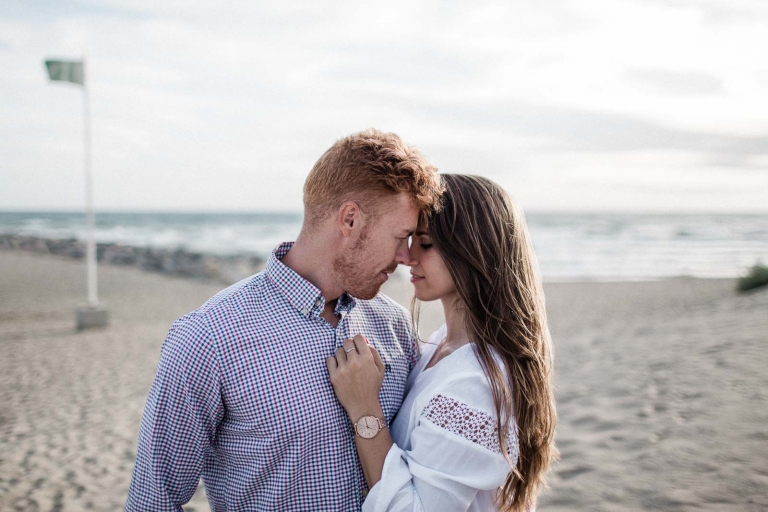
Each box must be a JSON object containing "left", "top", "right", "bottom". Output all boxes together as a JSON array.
[{"left": 354, "top": 415, "right": 386, "bottom": 439}]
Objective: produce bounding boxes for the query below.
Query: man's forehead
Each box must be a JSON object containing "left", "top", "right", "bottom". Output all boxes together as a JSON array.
[
  {"left": 400, "top": 210, "right": 419, "bottom": 234},
  {"left": 377, "top": 192, "right": 419, "bottom": 232}
]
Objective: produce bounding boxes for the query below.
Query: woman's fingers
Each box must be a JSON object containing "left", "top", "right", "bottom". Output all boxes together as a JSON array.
[
  {"left": 369, "top": 346, "right": 385, "bottom": 375},
  {"left": 342, "top": 338, "right": 358, "bottom": 355},
  {"left": 334, "top": 346, "right": 348, "bottom": 365},
  {"left": 334, "top": 336, "right": 382, "bottom": 372},
  {"left": 325, "top": 355, "right": 338, "bottom": 372},
  {"left": 352, "top": 335, "right": 368, "bottom": 356},
  {"left": 351, "top": 336, "right": 385, "bottom": 377},
  {"left": 334, "top": 338, "right": 359, "bottom": 366}
]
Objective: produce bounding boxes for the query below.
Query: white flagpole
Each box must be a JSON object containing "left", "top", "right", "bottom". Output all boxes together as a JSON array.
[
  {"left": 46, "top": 55, "right": 107, "bottom": 328},
  {"left": 83, "top": 56, "right": 98, "bottom": 308}
]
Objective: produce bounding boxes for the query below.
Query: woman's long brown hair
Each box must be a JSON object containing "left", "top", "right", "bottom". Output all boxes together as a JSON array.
[{"left": 412, "top": 174, "right": 557, "bottom": 510}]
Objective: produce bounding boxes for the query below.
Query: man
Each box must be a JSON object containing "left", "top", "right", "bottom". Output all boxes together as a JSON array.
[{"left": 126, "top": 129, "right": 443, "bottom": 511}]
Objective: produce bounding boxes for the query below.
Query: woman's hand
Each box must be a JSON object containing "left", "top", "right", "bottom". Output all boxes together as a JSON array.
[{"left": 326, "top": 334, "right": 386, "bottom": 420}]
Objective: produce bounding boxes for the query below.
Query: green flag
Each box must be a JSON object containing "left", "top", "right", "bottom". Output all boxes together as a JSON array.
[{"left": 45, "top": 60, "right": 84, "bottom": 86}]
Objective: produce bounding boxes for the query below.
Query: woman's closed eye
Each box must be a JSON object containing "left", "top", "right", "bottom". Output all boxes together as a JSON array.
[{"left": 417, "top": 236, "right": 433, "bottom": 249}]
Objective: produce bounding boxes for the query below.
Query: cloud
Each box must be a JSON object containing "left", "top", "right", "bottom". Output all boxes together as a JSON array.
[
  {"left": 409, "top": 99, "right": 768, "bottom": 163},
  {"left": 646, "top": 0, "right": 768, "bottom": 24},
  {"left": 626, "top": 68, "right": 725, "bottom": 96},
  {"left": 1, "top": 0, "right": 768, "bottom": 212}
]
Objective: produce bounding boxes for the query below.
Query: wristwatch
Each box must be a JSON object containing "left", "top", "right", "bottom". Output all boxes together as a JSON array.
[{"left": 354, "top": 415, "right": 387, "bottom": 439}]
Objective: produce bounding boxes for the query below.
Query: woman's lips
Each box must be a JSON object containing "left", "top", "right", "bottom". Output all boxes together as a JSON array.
[{"left": 410, "top": 273, "right": 424, "bottom": 283}]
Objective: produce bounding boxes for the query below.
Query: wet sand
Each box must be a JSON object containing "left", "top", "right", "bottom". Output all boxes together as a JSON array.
[{"left": 1, "top": 251, "right": 767, "bottom": 510}]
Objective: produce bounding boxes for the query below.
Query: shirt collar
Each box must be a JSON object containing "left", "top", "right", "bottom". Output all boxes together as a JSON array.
[{"left": 266, "top": 242, "right": 357, "bottom": 319}]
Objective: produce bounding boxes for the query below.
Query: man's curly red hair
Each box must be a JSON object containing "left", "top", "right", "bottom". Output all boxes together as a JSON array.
[{"left": 303, "top": 129, "right": 443, "bottom": 227}]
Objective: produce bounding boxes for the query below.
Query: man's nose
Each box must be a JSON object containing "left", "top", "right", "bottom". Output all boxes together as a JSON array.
[
  {"left": 404, "top": 243, "right": 419, "bottom": 267},
  {"left": 394, "top": 240, "right": 412, "bottom": 266}
]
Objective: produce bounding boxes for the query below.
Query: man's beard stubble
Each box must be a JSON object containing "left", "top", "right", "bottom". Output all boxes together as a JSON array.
[{"left": 332, "top": 226, "right": 394, "bottom": 300}]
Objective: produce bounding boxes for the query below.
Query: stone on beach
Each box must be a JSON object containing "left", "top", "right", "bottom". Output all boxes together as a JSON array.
[{"left": 0, "top": 234, "right": 266, "bottom": 284}]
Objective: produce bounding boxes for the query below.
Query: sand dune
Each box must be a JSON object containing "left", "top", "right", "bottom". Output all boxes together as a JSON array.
[{"left": 1, "top": 251, "right": 767, "bottom": 511}]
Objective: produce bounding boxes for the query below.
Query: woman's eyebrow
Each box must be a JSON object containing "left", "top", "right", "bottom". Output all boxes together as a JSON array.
[{"left": 414, "top": 230, "right": 429, "bottom": 236}]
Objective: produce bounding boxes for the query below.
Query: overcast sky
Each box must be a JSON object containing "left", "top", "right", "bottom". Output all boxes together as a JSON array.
[{"left": 2, "top": 0, "right": 767, "bottom": 212}]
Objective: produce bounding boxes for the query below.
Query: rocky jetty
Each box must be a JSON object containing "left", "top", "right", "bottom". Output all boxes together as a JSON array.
[{"left": 0, "top": 234, "right": 265, "bottom": 284}]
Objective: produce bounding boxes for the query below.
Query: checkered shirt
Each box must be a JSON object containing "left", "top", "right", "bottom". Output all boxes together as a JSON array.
[{"left": 126, "top": 242, "right": 417, "bottom": 511}]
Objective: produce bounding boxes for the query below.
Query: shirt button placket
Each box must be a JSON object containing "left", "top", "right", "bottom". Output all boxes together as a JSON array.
[{"left": 336, "top": 314, "right": 348, "bottom": 348}]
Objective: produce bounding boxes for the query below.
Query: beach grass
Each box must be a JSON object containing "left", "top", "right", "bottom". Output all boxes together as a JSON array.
[{"left": 737, "top": 262, "right": 768, "bottom": 292}]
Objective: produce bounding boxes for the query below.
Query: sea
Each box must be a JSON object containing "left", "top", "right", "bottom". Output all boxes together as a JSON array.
[{"left": 1, "top": 211, "right": 767, "bottom": 282}]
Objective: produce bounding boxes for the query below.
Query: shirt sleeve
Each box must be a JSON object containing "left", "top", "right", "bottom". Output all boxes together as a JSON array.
[
  {"left": 363, "top": 374, "right": 518, "bottom": 512},
  {"left": 125, "top": 314, "right": 225, "bottom": 511}
]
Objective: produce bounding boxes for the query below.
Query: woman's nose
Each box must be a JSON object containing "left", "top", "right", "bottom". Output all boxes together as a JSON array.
[{"left": 407, "top": 246, "right": 419, "bottom": 266}]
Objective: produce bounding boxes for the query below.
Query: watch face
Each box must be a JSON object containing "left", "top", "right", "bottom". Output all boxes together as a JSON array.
[{"left": 357, "top": 416, "right": 380, "bottom": 439}]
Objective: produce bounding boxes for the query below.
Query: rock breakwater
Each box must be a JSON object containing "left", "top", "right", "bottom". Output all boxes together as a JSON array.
[{"left": 0, "top": 234, "right": 265, "bottom": 284}]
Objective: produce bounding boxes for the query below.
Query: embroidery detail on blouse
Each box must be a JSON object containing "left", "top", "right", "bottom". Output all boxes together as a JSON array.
[{"left": 422, "top": 394, "right": 517, "bottom": 457}]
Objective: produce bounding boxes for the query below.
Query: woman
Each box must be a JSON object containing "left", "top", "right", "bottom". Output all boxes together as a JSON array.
[{"left": 326, "top": 174, "right": 557, "bottom": 511}]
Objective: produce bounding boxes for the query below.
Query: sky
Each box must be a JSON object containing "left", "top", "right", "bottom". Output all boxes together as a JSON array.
[{"left": 1, "top": 0, "right": 767, "bottom": 212}]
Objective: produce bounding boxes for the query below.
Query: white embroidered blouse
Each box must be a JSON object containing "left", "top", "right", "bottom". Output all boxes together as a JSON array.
[{"left": 364, "top": 324, "right": 518, "bottom": 512}]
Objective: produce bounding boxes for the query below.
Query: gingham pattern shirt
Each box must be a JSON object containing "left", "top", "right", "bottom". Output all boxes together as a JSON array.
[{"left": 126, "top": 242, "right": 417, "bottom": 511}]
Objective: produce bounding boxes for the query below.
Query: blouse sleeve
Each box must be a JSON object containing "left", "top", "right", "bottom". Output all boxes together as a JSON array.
[{"left": 363, "top": 374, "right": 518, "bottom": 512}]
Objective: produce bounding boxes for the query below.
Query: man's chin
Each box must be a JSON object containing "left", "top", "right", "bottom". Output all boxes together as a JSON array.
[
  {"left": 352, "top": 289, "right": 381, "bottom": 301},
  {"left": 347, "top": 283, "right": 383, "bottom": 301}
]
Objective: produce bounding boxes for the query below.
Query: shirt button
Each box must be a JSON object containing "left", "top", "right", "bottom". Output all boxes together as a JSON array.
[
  {"left": 315, "top": 298, "right": 322, "bottom": 307},
  {"left": 301, "top": 308, "right": 308, "bottom": 315}
]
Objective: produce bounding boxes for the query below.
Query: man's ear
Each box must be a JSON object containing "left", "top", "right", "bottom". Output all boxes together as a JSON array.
[{"left": 337, "top": 201, "right": 361, "bottom": 238}]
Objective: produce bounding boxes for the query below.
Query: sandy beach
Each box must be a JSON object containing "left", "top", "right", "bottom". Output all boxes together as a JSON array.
[{"left": 1, "top": 250, "right": 767, "bottom": 511}]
